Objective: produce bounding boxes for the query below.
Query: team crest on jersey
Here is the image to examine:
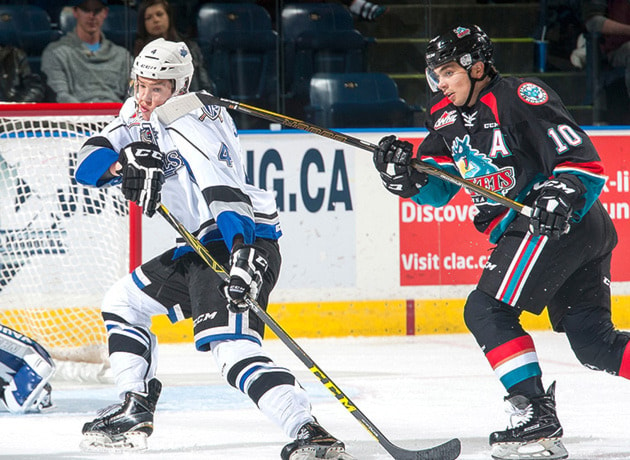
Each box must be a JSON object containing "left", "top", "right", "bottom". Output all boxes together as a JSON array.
[
  {"left": 518, "top": 83, "right": 548, "bottom": 105},
  {"left": 199, "top": 104, "right": 221, "bottom": 121},
  {"left": 451, "top": 134, "right": 516, "bottom": 201},
  {"left": 140, "top": 124, "right": 158, "bottom": 144},
  {"left": 163, "top": 150, "right": 185, "bottom": 178},
  {"left": 434, "top": 110, "right": 458, "bottom": 129}
]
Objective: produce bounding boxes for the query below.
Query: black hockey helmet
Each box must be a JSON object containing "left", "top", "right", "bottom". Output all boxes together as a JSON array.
[
  {"left": 425, "top": 25, "right": 495, "bottom": 96},
  {"left": 425, "top": 25, "right": 494, "bottom": 71}
]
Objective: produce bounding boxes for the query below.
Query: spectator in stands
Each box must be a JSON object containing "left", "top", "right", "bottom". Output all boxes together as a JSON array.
[
  {"left": 0, "top": 44, "right": 45, "bottom": 102},
  {"left": 582, "top": 0, "right": 630, "bottom": 98},
  {"left": 134, "top": 0, "right": 213, "bottom": 93},
  {"left": 41, "top": 0, "right": 132, "bottom": 103}
]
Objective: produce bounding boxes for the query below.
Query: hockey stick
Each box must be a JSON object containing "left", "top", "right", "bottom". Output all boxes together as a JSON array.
[
  {"left": 156, "top": 204, "right": 461, "bottom": 460},
  {"left": 156, "top": 92, "right": 532, "bottom": 217}
]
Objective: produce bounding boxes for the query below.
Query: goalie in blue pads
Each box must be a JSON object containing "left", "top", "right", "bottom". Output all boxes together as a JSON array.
[{"left": 0, "top": 324, "right": 55, "bottom": 414}]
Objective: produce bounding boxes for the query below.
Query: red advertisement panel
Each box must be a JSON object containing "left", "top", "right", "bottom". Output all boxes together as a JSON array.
[{"left": 399, "top": 133, "right": 630, "bottom": 286}]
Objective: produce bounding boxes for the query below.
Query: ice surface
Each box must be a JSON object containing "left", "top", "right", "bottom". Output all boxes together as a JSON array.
[{"left": 2, "top": 331, "right": 629, "bottom": 459}]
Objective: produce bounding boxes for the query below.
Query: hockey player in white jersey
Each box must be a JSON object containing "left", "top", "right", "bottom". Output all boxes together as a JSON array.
[
  {"left": 74, "top": 38, "right": 353, "bottom": 459},
  {"left": 0, "top": 324, "right": 55, "bottom": 414}
]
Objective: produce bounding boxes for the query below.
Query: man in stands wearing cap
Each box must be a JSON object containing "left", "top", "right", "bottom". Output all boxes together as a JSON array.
[{"left": 41, "top": 0, "right": 132, "bottom": 102}]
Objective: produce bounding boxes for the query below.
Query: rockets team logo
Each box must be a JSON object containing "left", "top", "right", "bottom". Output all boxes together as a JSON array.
[
  {"left": 518, "top": 83, "right": 548, "bottom": 105},
  {"left": 451, "top": 135, "right": 516, "bottom": 202},
  {"left": 454, "top": 27, "right": 470, "bottom": 38}
]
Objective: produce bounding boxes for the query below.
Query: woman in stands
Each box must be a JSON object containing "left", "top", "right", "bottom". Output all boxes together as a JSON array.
[{"left": 133, "top": 0, "right": 213, "bottom": 93}]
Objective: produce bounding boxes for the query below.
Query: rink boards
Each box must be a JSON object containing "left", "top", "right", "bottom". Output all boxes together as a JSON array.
[{"left": 144, "top": 127, "right": 630, "bottom": 342}]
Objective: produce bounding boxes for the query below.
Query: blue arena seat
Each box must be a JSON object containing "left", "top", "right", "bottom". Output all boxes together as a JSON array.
[
  {"left": 196, "top": 3, "right": 279, "bottom": 129},
  {"left": 102, "top": 5, "right": 137, "bottom": 51},
  {"left": 22, "top": 0, "right": 67, "bottom": 27},
  {"left": 281, "top": 3, "right": 368, "bottom": 103},
  {"left": 0, "top": 5, "right": 61, "bottom": 73},
  {"left": 305, "top": 72, "right": 418, "bottom": 128}
]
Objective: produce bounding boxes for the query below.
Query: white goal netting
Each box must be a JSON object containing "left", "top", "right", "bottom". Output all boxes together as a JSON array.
[{"left": 0, "top": 107, "right": 129, "bottom": 377}]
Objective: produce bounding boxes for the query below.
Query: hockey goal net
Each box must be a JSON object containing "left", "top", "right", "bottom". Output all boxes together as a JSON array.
[{"left": 0, "top": 103, "right": 140, "bottom": 380}]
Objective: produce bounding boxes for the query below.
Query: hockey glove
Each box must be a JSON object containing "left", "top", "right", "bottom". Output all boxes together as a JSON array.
[
  {"left": 373, "top": 135, "right": 428, "bottom": 198},
  {"left": 118, "top": 142, "right": 165, "bottom": 217},
  {"left": 224, "top": 244, "right": 269, "bottom": 314},
  {"left": 529, "top": 175, "right": 586, "bottom": 239}
]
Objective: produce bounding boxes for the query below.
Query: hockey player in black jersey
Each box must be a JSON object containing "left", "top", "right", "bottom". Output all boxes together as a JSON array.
[
  {"left": 74, "top": 38, "right": 353, "bottom": 460},
  {"left": 373, "top": 25, "right": 627, "bottom": 460}
]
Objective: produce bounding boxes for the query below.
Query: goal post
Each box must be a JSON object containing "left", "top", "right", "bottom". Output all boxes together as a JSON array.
[{"left": 0, "top": 103, "right": 141, "bottom": 378}]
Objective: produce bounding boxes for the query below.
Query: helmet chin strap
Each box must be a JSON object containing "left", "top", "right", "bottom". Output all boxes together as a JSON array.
[
  {"left": 463, "top": 63, "right": 490, "bottom": 108},
  {"left": 463, "top": 75, "right": 477, "bottom": 108}
]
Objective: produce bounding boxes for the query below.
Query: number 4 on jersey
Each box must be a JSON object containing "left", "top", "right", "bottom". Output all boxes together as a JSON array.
[{"left": 218, "top": 143, "right": 233, "bottom": 167}]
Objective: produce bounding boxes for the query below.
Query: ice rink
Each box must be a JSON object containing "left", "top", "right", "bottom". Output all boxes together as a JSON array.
[{"left": 2, "top": 330, "right": 630, "bottom": 460}]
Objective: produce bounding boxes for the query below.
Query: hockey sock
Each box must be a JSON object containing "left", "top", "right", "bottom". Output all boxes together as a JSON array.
[
  {"left": 507, "top": 375, "right": 545, "bottom": 399},
  {"left": 258, "top": 383, "right": 314, "bottom": 438},
  {"left": 486, "top": 335, "right": 542, "bottom": 392}
]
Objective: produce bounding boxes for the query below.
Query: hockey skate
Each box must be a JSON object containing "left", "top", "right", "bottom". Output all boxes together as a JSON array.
[
  {"left": 490, "top": 382, "right": 568, "bottom": 460},
  {"left": 80, "top": 378, "right": 162, "bottom": 452},
  {"left": 281, "top": 421, "right": 355, "bottom": 460}
]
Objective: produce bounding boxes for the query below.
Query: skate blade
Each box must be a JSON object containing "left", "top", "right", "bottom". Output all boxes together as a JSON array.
[
  {"left": 289, "top": 445, "right": 356, "bottom": 460},
  {"left": 491, "top": 438, "right": 568, "bottom": 460},
  {"left": 80, "top": 431, "right": 148, "bottom": 452}
]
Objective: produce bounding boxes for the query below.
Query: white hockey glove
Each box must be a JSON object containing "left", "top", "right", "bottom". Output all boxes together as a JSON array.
[
  {"left": 118, "top": 142, "right": 165, "bottom": 217},
  {"left": 529, "top": 175, "right": 586, "bottom": 239},
  {"left": 373, "top": 135, "right": 428, "bottom": 198},
  {"left": 0, "top": 324, "right": 55, "bottom": 414},
  {"left": 224, "top": 244, "right": 269, "bottom": 314}
]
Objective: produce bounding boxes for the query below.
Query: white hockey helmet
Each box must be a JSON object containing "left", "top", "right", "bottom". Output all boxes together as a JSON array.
[{"left": 133, "top": 38, "right": 194, "bottom": 95}]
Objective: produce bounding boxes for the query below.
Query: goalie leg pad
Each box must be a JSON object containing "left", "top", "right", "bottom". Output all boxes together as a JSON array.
[{"left": 0, "top": 324, "right": 55, "bottom": 414}]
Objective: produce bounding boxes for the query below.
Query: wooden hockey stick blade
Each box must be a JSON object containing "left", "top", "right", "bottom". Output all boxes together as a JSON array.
[
  {"left": 156, "top": 204, "right": 461, "bottom": 460},
  {"left": 171, "top": 92, "right": 530, "bottom": 217}
]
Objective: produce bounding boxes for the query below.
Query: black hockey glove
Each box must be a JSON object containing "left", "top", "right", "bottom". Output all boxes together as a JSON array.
[
  {"left": 224, "top": 244, "right": 269, "bottom": 314},
  {"left": 373, "top": 135, "right": 428, "bottom": 198},
  {"left": 118, "top": 142, "right": 165, "bottom": 217},
  {"left": 529, "top": 175, "right": 586, "bottom": 239}
]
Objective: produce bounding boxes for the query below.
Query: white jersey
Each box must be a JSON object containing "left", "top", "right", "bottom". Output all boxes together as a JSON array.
[{"left": 75, "top": 94, "right": 281, "bottom": 252}]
